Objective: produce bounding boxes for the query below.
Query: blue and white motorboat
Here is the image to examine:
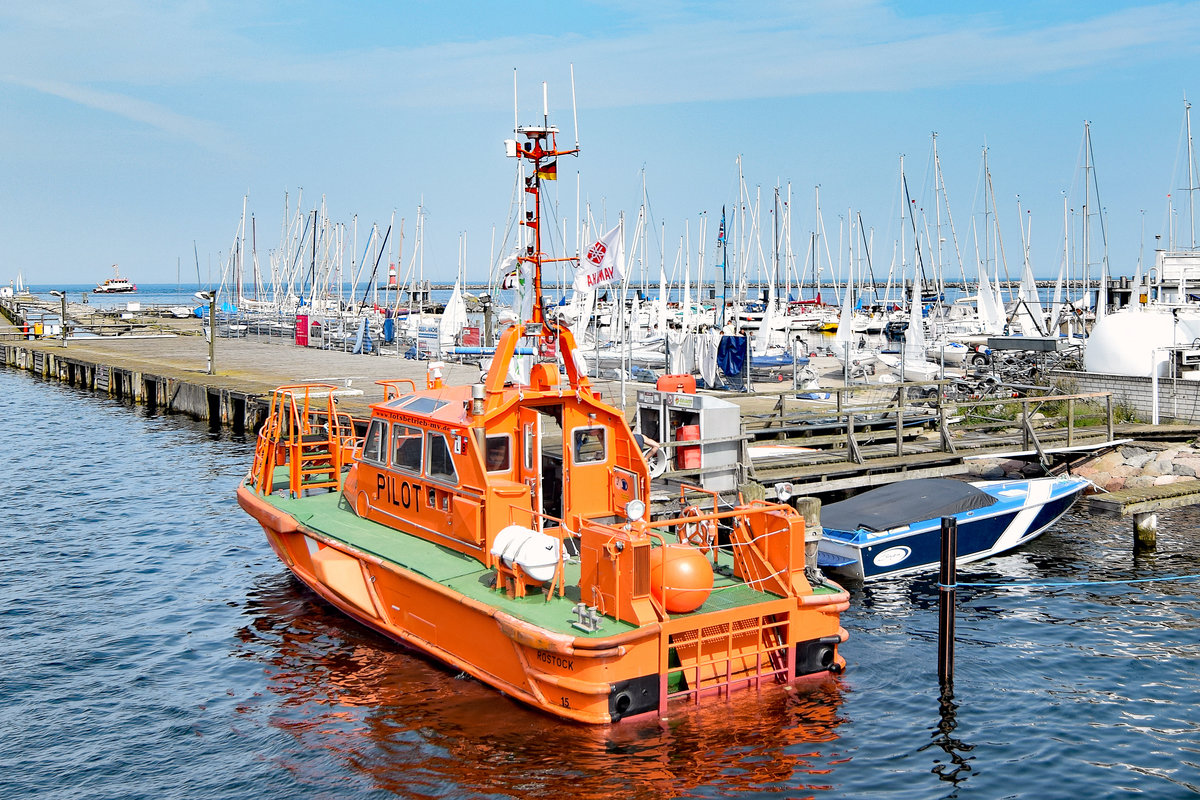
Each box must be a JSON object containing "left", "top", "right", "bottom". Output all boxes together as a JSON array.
[{"left": 816, "top": 476, "right": 1090, "bottom": 581}]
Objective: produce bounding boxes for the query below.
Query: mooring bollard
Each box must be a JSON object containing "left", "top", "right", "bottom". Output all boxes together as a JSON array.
[
  {"left": 1133, "top": 511, "right": 1157, "bottom": 552},
  {"left": 938, "top": 516, "right": 958, "bottom": 688},
  {"left": 792, "top": 495, "right": 824, "bottom": 585}
]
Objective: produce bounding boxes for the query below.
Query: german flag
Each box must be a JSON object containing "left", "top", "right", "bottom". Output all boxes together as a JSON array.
[{"left": 535, "top": 160, "right": 557, "bottom": 181}]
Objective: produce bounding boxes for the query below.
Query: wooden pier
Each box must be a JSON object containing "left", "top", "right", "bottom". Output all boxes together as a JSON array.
[
  {"left": 1086, "top": 480, "right": 1200, "bottom": 549},
  {"left": 666, "top": 383, "right": 1132, "bottom": 498}
]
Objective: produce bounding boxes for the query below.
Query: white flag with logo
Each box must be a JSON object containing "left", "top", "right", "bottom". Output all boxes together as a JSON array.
[{"left": 575, "top": 225, "right": 624, "bottom": 291}]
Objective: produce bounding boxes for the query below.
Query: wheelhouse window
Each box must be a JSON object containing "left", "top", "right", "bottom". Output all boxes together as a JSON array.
[
  {"left": 572, "top": 427, "right": 607, "bottom": 464},
  {"left": 362, "top": 419, "right": 388, "bottom": 464},
  {"left": 484, "top": 435, "right": 511, "bottom": 472},
  {"left": 392, "top": 425, "right": 423, "bottom": 473},
  {"left": 427, "top": 432, "right": 458, "bottom": 483}
]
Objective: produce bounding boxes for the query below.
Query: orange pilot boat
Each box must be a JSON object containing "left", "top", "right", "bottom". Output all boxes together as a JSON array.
[{"left": 237, "top": 107, "right": 849, "bottom": 724}]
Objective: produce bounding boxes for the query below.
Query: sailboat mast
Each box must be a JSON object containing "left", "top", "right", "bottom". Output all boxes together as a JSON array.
[
  {"left": 1083, "top": 121, "right": 1092, "bottom": 313},
  {"left": 900, "top": 155, "right": 928, "bottom": 290},
  {"left": 902, "top": 155, "right": 910, "bottom": 301},
  {"left": 773, "top": 186, "right": 780, "bottom": 299},
  {"left": 933, "top": 133, "right": 945, "bottom": 301},
  {"left": 1187, "top": 97, "right": 1197, "bottom": 248},
  {"left": 719, "top": 205, "right": 728, "bottom": 328},
  {"left": 981, "top": 147, "right": 992, "bottom": 290},
  {"left": 983, "top": 151, "right": 1013, "bottom": 299}
]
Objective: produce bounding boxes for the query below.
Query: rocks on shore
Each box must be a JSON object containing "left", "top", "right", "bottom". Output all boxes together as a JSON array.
[{"left": 968, "top": 441, "right": 1200, "bottom": 492}]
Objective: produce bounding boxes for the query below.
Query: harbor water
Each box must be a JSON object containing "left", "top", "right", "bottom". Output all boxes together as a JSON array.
[{"left": 3, "top": 365, "right": 1199, "bottom": 799}]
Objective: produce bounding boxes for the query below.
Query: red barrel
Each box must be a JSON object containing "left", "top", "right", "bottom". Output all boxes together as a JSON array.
[{"left": 675, "top": 424, "right": 701, "bottom": 469}]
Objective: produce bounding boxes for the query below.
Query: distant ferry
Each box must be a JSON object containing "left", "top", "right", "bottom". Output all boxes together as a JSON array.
[{"left": 94, "top": 264, "right": 137, "bottom": 294}]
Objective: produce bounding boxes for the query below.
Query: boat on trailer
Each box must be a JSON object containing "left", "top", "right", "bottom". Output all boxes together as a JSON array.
[
  {"left": 816, "top": 476, "right": 1090, "bottom": 582},
  {"left": 237, "top": 105, "right": 849, "bottom": 724}
]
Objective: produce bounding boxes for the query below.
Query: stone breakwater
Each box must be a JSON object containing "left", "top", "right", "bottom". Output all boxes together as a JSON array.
[
  {"left": 1073, "top": 442, "right": 1200, "bottom": 492},
  {"left": 967, "top": 441, "right": 1200, "bottom": 492}
]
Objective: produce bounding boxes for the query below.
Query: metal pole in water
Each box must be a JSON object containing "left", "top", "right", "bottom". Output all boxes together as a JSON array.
[{"left": 938, "top": 515, "right": 958, "bottom": 688}]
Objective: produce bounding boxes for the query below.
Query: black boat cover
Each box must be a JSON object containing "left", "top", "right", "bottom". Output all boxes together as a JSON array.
[{"left": 820, "top": 478, "right": 998, "bottom": 533}]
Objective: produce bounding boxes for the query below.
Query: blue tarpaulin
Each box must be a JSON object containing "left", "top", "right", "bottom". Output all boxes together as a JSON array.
[{"left": 717, "top": 335, "right": 747, "bottom": 376}]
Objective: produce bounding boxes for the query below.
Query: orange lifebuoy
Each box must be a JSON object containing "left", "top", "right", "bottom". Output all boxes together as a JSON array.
[{"left": 679, "top": 505, "right": 716, "bottom": 554}]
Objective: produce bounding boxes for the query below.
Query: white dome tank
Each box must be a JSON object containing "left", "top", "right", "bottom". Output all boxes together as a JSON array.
[{"left": 1084, "top": 308, "right": 1200, "bottom": 377}]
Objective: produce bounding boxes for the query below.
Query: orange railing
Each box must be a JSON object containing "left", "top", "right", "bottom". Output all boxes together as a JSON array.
[
  {"left": 253, "top": 384, "right": 354, "bottom": 498},
  {"left": 376, "top": 378, "right": 417, "bottom": 401}
]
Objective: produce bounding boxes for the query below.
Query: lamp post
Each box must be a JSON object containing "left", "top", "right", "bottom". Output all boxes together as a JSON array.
[
  {"left": 195, "top": 291, "right": 215, "bottom": 374},
  {"left": 49, "top": 290, "right": 67, "bottom": 347}
]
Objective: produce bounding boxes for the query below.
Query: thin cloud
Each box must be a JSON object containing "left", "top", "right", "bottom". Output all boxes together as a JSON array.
[
  {"left": 4, "top": 76, "right": 240, "bottom": 154},
  {"left": 3, "top": 3, "right": 1196, "bottom": 116},
  {"left": 331, "top": 2, "right": 1200, "bottom": 108}
]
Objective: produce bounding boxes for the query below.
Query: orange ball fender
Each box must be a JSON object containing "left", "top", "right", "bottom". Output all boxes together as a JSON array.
[{"left": 650, "top": 543, "right": 714, "bottom": 613}]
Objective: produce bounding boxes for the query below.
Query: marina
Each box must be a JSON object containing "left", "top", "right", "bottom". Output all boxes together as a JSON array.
[
  {"left": 9, "top": 4, "right": 1200, "bottom": 794},
  {"left": 4, "top": 288, "right": 1198, "bottom": 514},
  {"left": 0, "top": 297, "right": 1149, "bottom": 494}
]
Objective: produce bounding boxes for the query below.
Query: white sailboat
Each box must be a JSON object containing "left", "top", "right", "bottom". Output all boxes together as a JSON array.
[
  {"left": 438, "top": 279, "right": 468, "bottom": 350},
  {"left": 832, "top": 256, "right": 878, "bottom": 380},
  {"left": 897, "top": 275, "right": 939, "bottom": 380}
]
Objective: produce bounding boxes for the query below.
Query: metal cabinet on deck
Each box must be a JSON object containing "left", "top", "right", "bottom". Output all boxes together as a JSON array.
[{"left": 635, "top": 389, "right": 740, "bottom": 491}]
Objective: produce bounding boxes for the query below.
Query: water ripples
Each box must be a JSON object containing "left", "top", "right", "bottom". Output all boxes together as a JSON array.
[{"left": 4, "top": 366, "right": 1200, "bottom": 798}]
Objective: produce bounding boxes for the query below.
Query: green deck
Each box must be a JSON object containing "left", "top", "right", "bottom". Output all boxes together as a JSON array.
[{"left": 257, "top": 476, "right": 840, "bottom": 639}]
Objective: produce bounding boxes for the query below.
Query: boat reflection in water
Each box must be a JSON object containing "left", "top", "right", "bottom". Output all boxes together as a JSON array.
[{"left": 236, "top": 574, "right": 848, "bottom": 798}]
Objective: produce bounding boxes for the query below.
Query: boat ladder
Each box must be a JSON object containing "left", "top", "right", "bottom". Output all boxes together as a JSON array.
[{"left": 253, "top": 384, "right": 347, "bottom": 498}]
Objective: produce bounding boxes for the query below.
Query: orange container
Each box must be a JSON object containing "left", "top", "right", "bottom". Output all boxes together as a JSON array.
[
  {"left": 657, "top": 374, "right": 696, "bottom": 394},
  {"left": 675, "top": 424, "right": 701, "bottom": 469}
]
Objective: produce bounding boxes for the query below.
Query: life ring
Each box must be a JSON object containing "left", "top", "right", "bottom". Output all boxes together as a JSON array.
[{"left": 679, "top": 505, "right": 716, "bottom": 553}]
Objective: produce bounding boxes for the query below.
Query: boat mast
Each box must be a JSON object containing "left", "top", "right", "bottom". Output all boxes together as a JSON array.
[
  {"left": 772, "top": 185, "right": 780, "bottom": 302},
  {"left": 814, "top": 185, "right": 828, "bottom": 304},
  {"left": 1186, "top": 96, "right": 1197, "bottom": 249},
  {"left": 509, "top": 81, "right": 579, "bottom": 327},
  {"left": 933, "top": 132, "right": 966, "bottom": 290},
  {"left": 983, "top": 149, "right": 1013, "bottom": 300},
  {"left": 718, "top": 204, "right": 728, "bottom": 328},
  {"left": 932, "top": 133, "right": 945, "bottom": 302},
  {"left": 1083, "top": 121, "right": 1092, "bottom": 315},
  {"left": 900, "top": 155, "right": 928, "bottom": 290}
]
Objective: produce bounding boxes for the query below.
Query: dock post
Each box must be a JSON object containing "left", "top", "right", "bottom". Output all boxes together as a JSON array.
[
  {"left": 1106, "top": 394, "right": 1114, "bottom": 443},
  {"left": 793, "top": 495, "right": 824, "bottom": 584},
  {"left": 938, "top": 516, "right": 958, "bottom": 688},
  {"left": 1133, "top": 511, "right": 1157, "bottom": 552}
]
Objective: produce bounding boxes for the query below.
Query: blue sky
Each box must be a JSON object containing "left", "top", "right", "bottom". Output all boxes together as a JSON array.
[{"left": 3, "top": 1, "right": 1200, "bottom": 289}]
